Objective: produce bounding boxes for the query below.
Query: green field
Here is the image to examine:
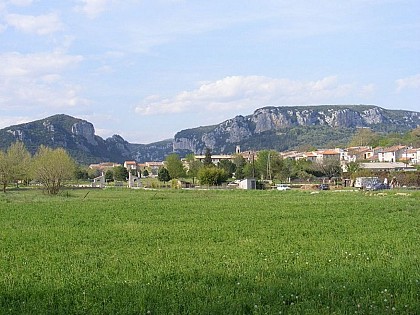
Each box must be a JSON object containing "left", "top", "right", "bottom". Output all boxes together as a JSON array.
[{"left": 1, "top": 188, "right": 419, "bottom": 314}]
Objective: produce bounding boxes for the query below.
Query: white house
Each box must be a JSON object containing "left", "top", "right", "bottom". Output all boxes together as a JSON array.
[{"left": 377, "top": 145, "right": 407, "bottom": 163}]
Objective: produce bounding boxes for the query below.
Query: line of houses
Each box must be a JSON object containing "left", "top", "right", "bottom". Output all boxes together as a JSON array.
[{"left": 89, "top": 144, "right": 419, "bottom": 175}]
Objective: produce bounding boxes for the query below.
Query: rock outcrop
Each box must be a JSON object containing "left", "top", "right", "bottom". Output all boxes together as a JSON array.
[
  {"left": 173, "top": 105, "right": 420, "bottom": 154},
  {"left": 71, "top": 121, "right": 97, "bottom": 146},
  {"left": 1, "top": 105, "right": 419, "bottom": 163}
]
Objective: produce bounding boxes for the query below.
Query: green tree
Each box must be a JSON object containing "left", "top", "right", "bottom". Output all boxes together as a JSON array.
[
  {"left": 344, "top": 161, "right": 361, "bottom": 186},
  {"left": 314, "top": 159, "right": 342, "bottom": 179},
  {"left": 272, "top": 158, "right": 296, "bottom": 182},
  {"left": 165, "top": 153, "right": 186, "bottom": 179},
  {"left": 218, "top": 159, "right": 236, "bottom": 178},
  {"left": 185, "top": 153, "right": 202, "bottom": 183},
  {"left": 348, "top": 128, "right": 378, "bottom": 147},
  {"left": 0, "top": 142, "right": 31, "bottom": 192},
  {"left": 32, "top": 146, "right": 76, "bottom": 195},
  {"left": 142, "top": 169, "right": 149, "bottom": 177},
  {"left": 243, "top": 160, "right": 256, "bottom": 178},
  {"left": 87, "top": 168, "right": 101, "bottom": 179},
  {"left": 198, "top": 167, "right": 228, "bottom": 186},
  {"left": 113, "top": 165, "right": 128, "bottom": 181},
  {"left": 75, "top": 166, "right": 89, "bottom": 180},
  {"left": 158, "top": 167, "right": 171, "bottom": 183},
  {"left": 232, "top": 154, "right": 246, "bottom": 180},
  {"left": 105, "top": 170, "right": 114, "bottom": 182},
  {"left": 255, "top": 150, "right": 280, "bottom": 180},
  {"left": 203, "top": 148, "right": 213, "bottom": 167}
]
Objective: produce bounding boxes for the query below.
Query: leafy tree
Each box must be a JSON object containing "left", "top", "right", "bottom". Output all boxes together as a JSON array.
[
  {"left": 32, "top": 146, "right": 76, "bottom": 195},
  {"left": 348, "top": 128, "right": 378, "bottom": 147},
  {"left": 142, "top": 169, "right": 149, "bottom": 177},
  {"left": 165, "top": 153, "right": 186, "bottom": 179},
  {"left": 198, "top": 167, "right": 228, "bottom": 186},
  {"left": 272, "top": 158, "right": 296, "bottom": 182},
  {"left": 185, "top": 153, "right": 202, "bottom": 183},
  {"left": 87, "top": 168, "right": 101, "bottom": 179},
  {"left": 344, "top": 161, "right": 361, "bottom": 186},
  {"left": 203, "top": 148, "right": 213, "bottom": 167},
  {"left": 75, "top": 166, "right": 89, "bottom": 180},
  {"left": 410, "top": 127, "right": 420, "bottom": 147},
  {"left": 105, "top": 170, "right": 114, "bottom": 182},
  {"left": 158, "top": 167, "right": 171, "bottom": 183},
  {"left": 314, "top": 159, "right": 342, "bottom": 179},
  {"left": 243, "top": 159, "right": 257, "bottom": 178},
  {"left": 0, "top": 151, "right": 7, "bottom": 192},
  {"left": 0, "top": 142, "right": 31, "bottom": 192},
  {"left": 345, "top": 161, "right": 360, "bottom": 177},
  {"left": 232, "top": 154, "right": 246, "bottom": 180},
  {"left": 255, "top": 150, "right": 280, "bottom": 180},
  {"left": 113, "top": 165, "right": 128, "bottom": 181},
  {"left": 218, "top": 159, "right": 236, "bottom": 178}
]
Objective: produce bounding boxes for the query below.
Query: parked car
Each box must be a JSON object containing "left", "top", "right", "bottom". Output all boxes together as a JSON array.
[
  {"left": 367, "top": 183, "right": 390, "bottom": 191},
  {"left": 318, "top": 184, "right": 330, "bottom": 190},
  {"left": 276, "top": 184, "right": 291, "bottom": 191}
]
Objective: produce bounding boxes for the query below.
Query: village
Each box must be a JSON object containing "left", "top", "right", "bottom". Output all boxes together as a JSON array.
[{"left": 87, "top": 144, "right": 420, "bottom": 189}]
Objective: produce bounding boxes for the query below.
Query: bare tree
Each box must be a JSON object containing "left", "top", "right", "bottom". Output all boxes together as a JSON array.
[
  {"left": 0, "top": 142, "right": 31, "bottom": 192},
  {"left": 32, "top": 146, "right": 76, "bottom": 194}
]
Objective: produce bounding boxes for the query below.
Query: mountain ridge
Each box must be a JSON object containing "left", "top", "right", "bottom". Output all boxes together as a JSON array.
[
  {"left": 173, "top": 105, "right": 420, "bottom": 154},
  {"left": 1, "top": 105, "right": 419, "bottom": 163}
]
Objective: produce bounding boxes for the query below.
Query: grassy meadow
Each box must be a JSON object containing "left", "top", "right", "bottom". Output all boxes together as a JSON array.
[{"left": 0, "top": 188, "right": 419, "bottom": 314}]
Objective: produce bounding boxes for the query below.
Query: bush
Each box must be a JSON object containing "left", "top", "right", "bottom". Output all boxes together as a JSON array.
[{"left": 198, "top": 167, "right": 228, "bottom": 186}]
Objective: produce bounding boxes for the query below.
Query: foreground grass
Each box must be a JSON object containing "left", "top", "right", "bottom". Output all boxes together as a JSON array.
[{"left": 0, "top": 188, "right": 419, "bottom": 314}]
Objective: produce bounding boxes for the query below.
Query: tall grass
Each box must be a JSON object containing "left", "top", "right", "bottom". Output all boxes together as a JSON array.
[{"left": 1, "top": 189, "right": 419, "bottom": 314}]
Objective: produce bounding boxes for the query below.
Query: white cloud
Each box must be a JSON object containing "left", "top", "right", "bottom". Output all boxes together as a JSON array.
[
  {"left": 0, "top": 51, "right": 83, "bottom": 77},
  {"left": 135, "top": 75, "right": 356, "bottom": 116},
  {"left": 0, "top": 115, "right": 33, "bottom": 130},
  {"left": 358, "top": 84, "right": 376, "bottom": 98},
  {"left": 5, "top": 12, "right": 62, "bottom": 35},
  {"left": 75, "top": 0, "right": 110, "bottom": 19},
  {"left": 7, "top": 0, "right": 33, "bottom": 6},
  {"left": 396, "top": 74, "right": 420, "bottom": 92},
  {"left": 0, "top": 51, "right": 89, "bottom": 109}
]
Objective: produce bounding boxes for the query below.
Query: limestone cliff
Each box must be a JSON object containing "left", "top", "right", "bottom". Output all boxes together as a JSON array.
[
  {"left": 173, "top": 105, "right": 420, "bottom": 154},
  {"left": 1, "top": 105, "right": 419, "bottom": 163}
]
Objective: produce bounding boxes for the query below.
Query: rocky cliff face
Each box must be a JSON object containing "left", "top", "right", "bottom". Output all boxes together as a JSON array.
[
  {"left": 1, "top": 105, "right": 419, "bottom": 163},
  {"left": 173, "top": 105, "right": 420, "bottom": 154},
  {"left": 71, "top": 121, "right": 97, "bottom": 146},
  {"left": 0, "top": 114, "right": 174, "bottom": 164}
]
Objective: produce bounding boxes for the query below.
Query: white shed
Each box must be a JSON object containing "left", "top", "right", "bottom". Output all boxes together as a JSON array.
[{"left": 238, "top": 178, "right": 256, "bottom": 190}]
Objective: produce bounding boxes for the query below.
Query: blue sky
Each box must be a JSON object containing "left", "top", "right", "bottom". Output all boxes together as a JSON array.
[{"left": 0, "top": 0, "right": 419, "bottom": 143}]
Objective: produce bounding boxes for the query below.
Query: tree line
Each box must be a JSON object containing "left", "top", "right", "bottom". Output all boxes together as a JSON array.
[{"left": 157, "top": 148, "right": 343, "bottom": 186}]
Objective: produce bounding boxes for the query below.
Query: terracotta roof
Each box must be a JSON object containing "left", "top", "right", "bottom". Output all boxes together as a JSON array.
[
  {"left": 383, "top": 145, "right": 406, "bottom": 153},
  {"left": 322, "top": 150, "right": 340, "bottom": 155}
]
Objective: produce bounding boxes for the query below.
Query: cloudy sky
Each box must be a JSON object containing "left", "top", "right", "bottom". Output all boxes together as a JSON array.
[{"left": 1, "top": 0, "right": 419, "bottom": 143}]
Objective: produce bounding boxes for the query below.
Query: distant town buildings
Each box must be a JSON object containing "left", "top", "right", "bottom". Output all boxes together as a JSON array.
[{"left": 91, "top": 144, "right": 419, "bottom": 176}]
